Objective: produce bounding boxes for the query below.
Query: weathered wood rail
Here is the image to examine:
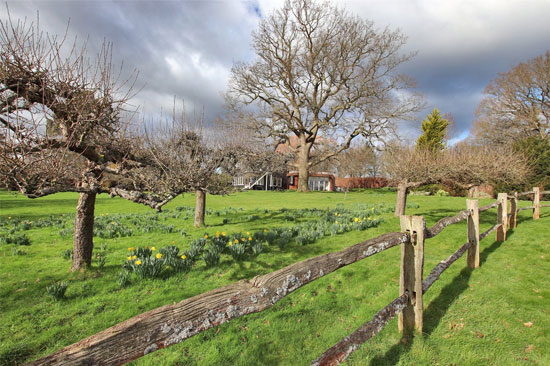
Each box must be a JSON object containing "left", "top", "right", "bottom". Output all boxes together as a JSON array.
[{"left": 28, "top": 188, "right": 548, "bottom": 366}]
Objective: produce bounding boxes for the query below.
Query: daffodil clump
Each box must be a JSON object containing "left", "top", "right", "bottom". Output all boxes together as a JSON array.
[{"left": 122, "top": 245, "right": 192, "bottom": 279}]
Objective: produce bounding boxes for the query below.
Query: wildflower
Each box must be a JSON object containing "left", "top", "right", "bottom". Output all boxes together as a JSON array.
[
  {"left": 246, "top": 232, "right": 250, "bottom": 236},
  {"left": 335, "top": 221, "right": 338, "bottom": 224},
  {"left": 128, "top": 247, "right": 134, "bottom": 251},
  {"left": 222, "top": 232, "right": 226, "bottom": 236},
  {"left": 172, "top": 241, "right": 176, "bottom": 244},
  {"left": 248, "top": 237, "right": 252, "bottom": 241},
  {"left": 144, "top": 246, "right": 148, "bottom": 249},
  {"left": 127, "top": 256, "right": 132, "bottom": 261},
  {"left": 133, "top": 255, "right": 137, "bottom": 260},
  {"left": 234, "top": 239, "right": 239, "bottom": 244},
  {"left": 216, "top": 231, "right": 220, "bottom": 235},
  {"left": 204, "top": 234, "right": 208, "bottom": 239},
  {"left": 136, "top": 260, "right": 142, "bottom": 265},
  {"left": 241, "top": 238, "right": 245, "bottom": 242},
  {"left": 264, "top": 229, "right": 267, "bottom": 233},
  {"left": 354, "top": 217, "right": 359, "bottom": 222},
  {"left": 228, "top": 242, "right": 233, "bottom": 247},
  {"left": 181, "top": 255, "right": 187, "bottom": 260},
  {"left": 156, "top": 253, "right": 162, "bottom": 259},
  {"left": 151, "top": 246, "right": 156, "bottom": 251}
]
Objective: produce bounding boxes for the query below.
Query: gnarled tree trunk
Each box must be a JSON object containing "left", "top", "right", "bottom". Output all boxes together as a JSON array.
[
  {"left": 71, "top": 192, "right": 96, "bottom": 271},
  {"left": 194, "top": 189, "right": 206, "bottom": 228}
]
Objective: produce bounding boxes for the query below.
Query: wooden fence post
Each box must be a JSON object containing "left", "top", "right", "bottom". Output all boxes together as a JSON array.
[
  {"left": 466, "top": 200, "right": 480, "bottom": 269},
  {"left": 497, "top": 193, "right": 507, "bottom": 242},
  {"left": 399, "top": 215, "right": 425, "bottom": 337},
  {"left": 510, "top": 192, "right": 518, "bottom": 229},
  {"left": 533, "top": 187, "right": 540, "bottom": 220}
]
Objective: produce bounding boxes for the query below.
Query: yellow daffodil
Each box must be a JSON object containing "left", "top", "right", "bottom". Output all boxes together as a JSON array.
[
  {"left": 144, "top": 246, "right": 148, "bottom": 249},
  {"left": 172, "top": 241, "right": 176, "bottom": 244},
  {"left": 181, "top": 255, "right": 186, "bottom": 260},
  {"left": 156, "top": 253, "right": 162, "bottom": 259},
  {"left": 241, "top": 238, "right": 245, "bottom": 242},
  {"left": 335, "top": 221, "right": 338, "bottom": 224},
  {"left": 216, "top": 231, "right": 220, "bottom": 235},
  {"left": 228, "top": 242, "right": 233, "bottom": 247},
  {"left": 264, "top": 229, "right": 267, "bottom": 233},
  {"left": 127, "top": 256, "right": 132, "bottom": 261},
  {"left": 246, "top": 232, "right": 250, "bottom": 235},
  {"left": 128, "top": 247, "right": 134, "bottom": 251},
  {"left": 248, "top": 237, "right": 252, "bottom": 241},
  {"left": 204, "top": 234, "right": 208, "bottom": 239},
  {"left": 222, "top": 232, "right": 226, "bottom": 236},
  {"left": 234, "top": 239, "right": 239, "bottom": 244},
  {"left": 151, "top": 246, "right": 156, "bottom": 251},
  {"left": 136, "top": 260, "right": 142, "bottom": 265},
  {"left": 132, "top": 255, "right": 137, "bottom": 260}
]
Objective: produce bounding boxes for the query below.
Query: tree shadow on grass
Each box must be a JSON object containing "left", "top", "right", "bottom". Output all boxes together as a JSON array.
[{"left": 369, "top": 237, "right": 504, "bottom": 366}]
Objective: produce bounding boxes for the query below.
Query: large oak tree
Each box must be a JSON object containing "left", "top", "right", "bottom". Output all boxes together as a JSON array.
[{"left": 228, "top": 0, "right": 420, "bottom": 191}]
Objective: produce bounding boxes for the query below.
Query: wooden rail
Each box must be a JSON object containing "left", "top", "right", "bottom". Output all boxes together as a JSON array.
[{"left": 28, "top": 187, "right": 548, "bottom": 366}]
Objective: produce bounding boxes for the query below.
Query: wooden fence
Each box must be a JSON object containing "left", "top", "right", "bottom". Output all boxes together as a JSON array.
[{"left": 29, "top": 188, "right": 549, "bottom": 366}]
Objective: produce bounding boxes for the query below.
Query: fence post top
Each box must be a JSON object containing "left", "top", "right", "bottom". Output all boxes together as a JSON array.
[{"left": 533, "top": 187, "right": 540, "bottom": 193}]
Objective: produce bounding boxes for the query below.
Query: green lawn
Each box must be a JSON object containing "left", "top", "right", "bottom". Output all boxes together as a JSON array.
[{"left": 0, "top": 190, "right": 548, "bottom": 366}]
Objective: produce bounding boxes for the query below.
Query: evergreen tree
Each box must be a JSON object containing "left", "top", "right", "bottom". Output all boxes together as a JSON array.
[{"left": 416, "top": 108, "right": 449, "bottom": 152}]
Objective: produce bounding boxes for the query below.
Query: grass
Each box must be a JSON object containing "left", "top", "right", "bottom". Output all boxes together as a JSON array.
[{"left": 0, "top": 189, "right": 548, "bottom": 366}]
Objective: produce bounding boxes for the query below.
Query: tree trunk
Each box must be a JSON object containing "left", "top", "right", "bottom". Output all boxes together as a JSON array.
[
  {"left": 297, "top": 138, "right": 312, "bottom": 192},
  {"left": 71, "top": 192, "right": 96, "bottom": 271},
  {"left": 194, "top": 189, "right": 206, "bottom": 228},
  {"left": 395, "top": 182, "right": 408, "bottom": 217}
]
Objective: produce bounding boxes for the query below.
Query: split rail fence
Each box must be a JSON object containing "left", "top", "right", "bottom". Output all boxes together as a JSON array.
[{"left": 29, "top": 188, "right": 549, "bottom": 366}]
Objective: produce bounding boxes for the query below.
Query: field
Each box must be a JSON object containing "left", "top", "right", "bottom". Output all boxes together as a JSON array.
[{"left": 0, "top": 189, "right": 549, "bottom": 366}]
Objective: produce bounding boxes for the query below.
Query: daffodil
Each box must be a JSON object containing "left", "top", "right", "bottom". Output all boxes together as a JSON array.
[
  {"left": 246, "top": 232, "right": 250, "bottom": 236},
  {"left": 222, "top": 232, "right": 226, "bottom": 236},
  {"left": 241, "top": 238, "right": 245, "bottom": 242},
  {"left": 181, "top": 255, "right": 186, "bottom": 260},
  {"left": 248, "top": 237, "right": 252, "bottom": 241},
  {"left": 264, "top": 229, "right": 268, "bottom": 233},
  {"left": 234, "top": 239, "right": 239, "bottom": 244},
  {"left": 204, "top": 234, "right": 208, "bottom": 239},
  {"left": 156, "top": 253, "right": 162, "bottom": 259},
  {"left": 132, "top": 255, "right": 137, "bottom": 260},
  {"left": 128, "top": 247, "right": 134, "bottom": 251},
  {"left": 151, "top": 246, "right": 156, "bottom": 251},
  {"left": 144, "top": 246, "right": 148, "bottom": 249},
  {"left": 127, "top": 256, "right": 132, "bottom": 261},
  {"left": 228, "top": 242, "right": 233, "bottom": 247},
  {"left": 136, "top": 260, "right": 142, "bottom": 265}
]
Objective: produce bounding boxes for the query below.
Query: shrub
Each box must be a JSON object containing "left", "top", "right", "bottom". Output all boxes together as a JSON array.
[{"left": 46, "top": 281, "right": 68, "bottom": 301}]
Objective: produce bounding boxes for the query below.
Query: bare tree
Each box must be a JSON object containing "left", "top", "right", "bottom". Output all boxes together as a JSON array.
[
  {"left": 143, "top": 109, "right": 237, "bottom": 228},
  {"left": 0, "top": 15, "right": 169, "bottom": 270},
  {"left": 472, "top": 51, "right": 550, "bottom": 145},
  {"left": 383, "top": 143, "right": 530, "bottom": 216},
  {"left": 228, "top": 0, "right": 421, "bottom": 192},
  {"left": 336, "top": 144, "right": 380, "bottom": 178}
]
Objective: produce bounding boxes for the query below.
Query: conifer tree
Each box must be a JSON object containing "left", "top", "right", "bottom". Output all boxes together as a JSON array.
[{"left": 416, "top": 108, "right": 449, "bottom": 152}]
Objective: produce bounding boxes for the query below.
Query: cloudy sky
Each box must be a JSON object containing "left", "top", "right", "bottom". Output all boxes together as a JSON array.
[{"left": 4, "top": 0, "right": 550, "bottom": 142}]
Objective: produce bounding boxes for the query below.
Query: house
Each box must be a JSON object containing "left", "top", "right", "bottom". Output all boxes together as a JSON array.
[
  {"left": 233, "top": 171, "right": 285, "bottom": 190},
  {"left": 286, "top": 171, "right": 335, "bottom": 191}
]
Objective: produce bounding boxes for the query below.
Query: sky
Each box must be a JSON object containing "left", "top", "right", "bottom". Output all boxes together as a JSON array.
[{"left": 3, "top": 0, "right": 550, "bottom": 143}]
